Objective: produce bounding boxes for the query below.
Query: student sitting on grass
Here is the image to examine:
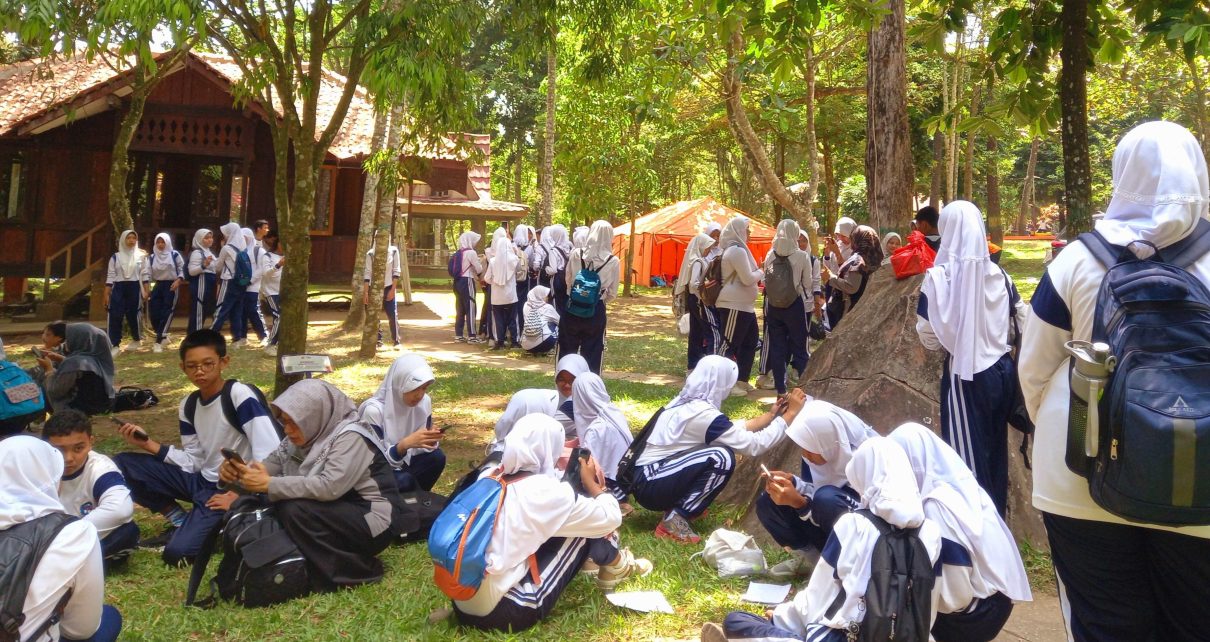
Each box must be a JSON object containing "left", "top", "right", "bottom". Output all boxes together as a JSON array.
[
  {"left": 490, "top": 388, "right": 559, "bottom": 454},
  {"left": 358, "top": 353, "right": 445, "bottom": 492},
  {"left": 42, "top": 410, "right": 139, "bottom": 568},
  {"left": 220, "top": 379, "right": 412, "bottom": 590},
  {"left": 571, "top": 372, "right": 633, "bottom": 511},
  {"left": 453, "top": 414, "right": 652, "bottom": 632},
  {"left": 629, "top": 355, "right": 806, "bottom": 544},
  {"left": 31, "top": 323, "right": 116, "bottom": 416},
  {"left": 889, "top": 422, "right": 1032, "bottom": 642},
  {"left": 113, "top": 329, "right": 279, "bottom": 567},
  {"left": 1, "top": 436, "right": 123, "bottom": 642},
  {"left": 553, "top": 353, "right": 590, "bottom": 438},
  {"left": 520, "top": 285, "right": 560, "bottom": 355},
  {"left": 702, "top": 437, "right": 942, "bottom": 642}
]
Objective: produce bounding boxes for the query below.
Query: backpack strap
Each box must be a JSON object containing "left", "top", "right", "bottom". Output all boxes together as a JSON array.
[
  {"left": 1076, "top": 230, "right": 1124, "bottom": 269},
  {"left": 184, "top": 521, "right": 223, "bottom": 608},
  {"left": 1162, "top": 218, "right": 1210, "bottom": 269},
  {"left": 219, "top": 380, "right": 244, "bottom": 436},
  {"left": 854, "top": 508, "right": 892, "bottom": 536},
  {"left": 183, "top": 390, "right": 201, "bottom": 430}
]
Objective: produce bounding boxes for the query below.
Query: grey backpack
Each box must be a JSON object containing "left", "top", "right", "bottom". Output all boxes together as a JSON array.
[{"left": 764, "top": 252, "right": 799, "bottom": 308}]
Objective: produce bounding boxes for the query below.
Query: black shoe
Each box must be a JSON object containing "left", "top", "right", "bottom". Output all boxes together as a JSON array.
[
  {"left": 510, "top": 342, "right": 522, "bottom": 349},
  {"left": 139, "top": 525, "right": 177, "bottom": 550}
]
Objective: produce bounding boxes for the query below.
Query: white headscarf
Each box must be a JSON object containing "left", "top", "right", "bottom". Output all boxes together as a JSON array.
[
  {"left": 834, "top": 217, "right": 857, "bottom": 237},
  {"left": 881, "top": 232, "right": 902, "bottom": 256},
  {"left": 458, "top": 231, "right": 481, "bottom": 250},
  {"left": 571, "top": 372, "right": 632, "bottom": 478},
  {"left": 487, "top": 235, "right": 518, "bottom": 286},
  {"left": 192, "top": 228, "right": 212, "bottom": 254},
  {"left": 1098, "top": 121, "right": 1209, "bottom": 256},
  {"left": 0, "top": 435, "right": 66, "bottom": 530},
  {"left": 358, "top": 354, "right": 435, "bottom": 462},
  {"left": 785, "top": 400, "right": 878, "bottom": 490},
  {"left": 773, "top": 219, "right": 801, "bottom": 256},
  {"left": 546, "top": 224, "right": 572, "bottom": 253},
  {"left": 513, "top": 224, "right": 533, "bottom": 248},
  {"left": 582, "top": 220, "right": 614, "bottom": 264},
  {"left": 719, "top": 216, "right": 749, "bottom": 250},
  {"left": 704, "top": 222, "right": 722, "bottom": 236},
  {"left": 525, "top": 285, "right": 551, "bottom": 313},
  {"left": 572, "top": 226, "right": 590, "bottom": 249},
  {"left": 152, "top": 232, "right": 175, "bottom": 269},
  {"left": 492, "top": 389, "right": 559, "bottom": 451},
  {"left": 846, "top": 436, "right": 925, "bottom": 529},
  {"left": 889, "top": 422, "right": 1032, "bottom": 602},
  {"left": 675, "top": 233, "right": 716, "bottom": 297},
  {"left": 649, "top": 355, "right": 737, "bottom": 446},
  {"left": 115, "top": 229, "right": 142, "bottom": 280},
  {"left": 921, "top": 200, "right": 1010, "bottom": 381},
  {"left": 219, "top": 222, "right": 246, "bottom": 252},
  {"left": 241, "top": 227, "right": 256, "bottom": 252},
  {"left": 555, "top": 353, "right": 591, "bottom": 405}
]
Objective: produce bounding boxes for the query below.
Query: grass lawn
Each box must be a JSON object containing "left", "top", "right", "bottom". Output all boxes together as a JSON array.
[{"left": 1001, "top": 240, "right": 1050, "bottom": 302}]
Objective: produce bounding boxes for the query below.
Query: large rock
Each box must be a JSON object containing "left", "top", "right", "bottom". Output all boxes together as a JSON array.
[{"left": 721, "top": 268, "right": 1048, "bottom": 550}]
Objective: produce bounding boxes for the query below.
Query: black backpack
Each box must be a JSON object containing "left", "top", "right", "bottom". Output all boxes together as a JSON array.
[
  {"left": 699, "top": 255, "right": 725, "bottom": 307},
  {"left": 0, "top": 513, "right": 77, "bottom": 642},
  {"left": 614, "top": 407, "right": 665, "bottom": 493},
  {"left": 827, "top": 509, "right": 934, "bottom": 642},
  {"left": 184, "top": 379, "right": 284, "bottom": 440},
  {"left": 113, "top": 385, "right": 159, "bottom": 412},
  {"left": 398, "top": 490, "right": 448, "bottom": 543}
]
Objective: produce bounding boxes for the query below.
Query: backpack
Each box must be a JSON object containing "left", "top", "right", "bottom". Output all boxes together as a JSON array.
[
  {"left": 545, "top": 247, "right": 569, "bottom": 295},
  {"left": 194, "top": 498, "right": 310, "bottom": 608},
  {"left": 429, "top": 470, "right": 535, "bottom": 600},
  {"left": 764, "top": 252, "right": 799, "bottom": 308},
  {"left": 699, "top": 255, "right": 725, "bottom": 306},
  {"left": 447, "top": 248, "right": 468, "bottom": 278},
  {"left": 184, "top": 379, "right": 284, "bottom": 441},
  {"left": 112, "top": 385, "right": 159, "bottom": 412},
  {"left": 398, "top": 491, "right": 448, "bottom": 543},
  {"left": 1066, "top": 221, "right": 1210, "bottom": 525},
  {"left": 614, "top": 407, "right": 665, "bottom": 493},
  {"left": 828, "top": 509, "right": 933, "bottom": 642},
  {"left": 515, "top": 248, "right": 530, "bottom": 281},
  {"left": 566, "top": 252, "right": 615, "bottom": 318},
  {"left": 234, "top": 249, "right": 254, "bottom": 287},
  {"left": 0, "top": 360, "right": 44, "bottom": 423},
  {"left": 0, "top": 513, "right": 77, "bottom": 642}
]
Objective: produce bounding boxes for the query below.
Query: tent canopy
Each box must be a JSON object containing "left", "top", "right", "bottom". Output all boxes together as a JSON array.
[{"left": 613, "top": 197, "right": 776, "bottom": 286}]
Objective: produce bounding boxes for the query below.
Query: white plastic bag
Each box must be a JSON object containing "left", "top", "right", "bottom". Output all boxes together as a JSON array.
[
  {"left": 698, "top": 528, "right": 767, "bottom": 578},
  {"left": 677, "top": 313, "right": 691, "bottom": 336}
]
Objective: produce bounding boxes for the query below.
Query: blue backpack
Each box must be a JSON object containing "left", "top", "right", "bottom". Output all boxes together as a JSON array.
[
  {"left": 429, "top": 470, "right": 536, "bottom": 600},
  {"left": 234, "top": 249, "right": 254, "bottom": 287},
  {"left": 447, "top": 248, "right": 468, "bottom": 278},
  {"left": 0, "top": 360, "right": 44, "bottom": 423},
  {"left": 1071, "top": 219, "right": 1210, "bottom": 525},
  {"left": 566, "top": 252, "right": 615, "bottom": 318}
]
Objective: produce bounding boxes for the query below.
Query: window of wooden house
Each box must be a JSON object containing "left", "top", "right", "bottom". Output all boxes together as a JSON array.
[
  {"left": 0, "top": 152, "right": 26, "bottom": 221},
  {"left": 311, "top": 167, "right": 337, "bottom": 235}
]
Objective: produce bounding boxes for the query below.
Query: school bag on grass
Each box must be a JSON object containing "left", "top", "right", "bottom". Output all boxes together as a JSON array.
[
  {"left": 183, "top": 379, "right": 284, "bottom": 440},
  {"left": 234, "top": 249, "right": 254, "bottom": 287},
  {"left": 566, "top": 252, "right": 616, "bottom": 318},
  {"left": 398, "top": 490, "right": 448, "bottom": 543},
  {"left": 763, "top": 252, "right": 799, "bottom": 308},
  {"left": 826, "top": 509, "right": 933, "bottom": 642},
  {"left": 1065, "top": 219, "right": 1210, "bottom": 525},
  {"left": 0, "top": 360, "right": 45, "bottom": 434},
  {"left": 112, "top": 385, "right": 159, "bottom": 412},
  {"left": 0, "top": 513, "right": 77, "bottom": 642},
  {"left": 429, "top": 470, "right": 535, "bottom": 600}
]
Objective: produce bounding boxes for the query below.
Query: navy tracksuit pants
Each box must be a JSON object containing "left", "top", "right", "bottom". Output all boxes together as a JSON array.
[
  {"left": 940, "top": 352, "right": 1013, "bottom": 516},
  {"left": 113, "top": 452, "right": 224, "bottom": 566},
  {"left": 263, "top": 294, "right": 281, "bottom": 346},
  {"left": 514, "top": 277, "right": 532, "bottom": 335},
  {"left": 187, "top": 273, "right": 216, "bottom": 333},
  {"left": 558, "top": 300, "right": 607, "bottom": 373},
  {"left": 687, "top": 294, "right": 720, "bottom": 371},
  {"left": 453, "top": 277, "right": 478, "bottom": 338},
  {"left": 147, "top": 280, "right": 178, "bottom": 343},
  {"left": 210, "top": 279, "right": 246, "bottom": 340},
  {"left": 243, "top": 291, "right": 266, "bottom": 340},
  {"left": 107, "top": 281, "right": 143, "bottom": 348},
  {"left": 380, "top": 286, "right": 399, "bottom": 345},
  {"left": 759, "top": 296, "right": 810, "bottom": 393},
  {"left": 100, "top": 521, "right": 140, "bottom": 561},
  {"left": 391, "top": 449, "right": 446, "bottom": 492},
  {"left": 631, "top": 445, "right": 735, "bottom": 519},
  {"left": 721, "top": 611, "right": 845, "bottom": 641},
  {"left": 719, "top": 307, "right": 759, "bottom": 381},
  {"left": 756, "top": 483, "right": 860, "bottom": 551},
  {"left": 492, "top": 302, "right": 518, "bottom": 347}
]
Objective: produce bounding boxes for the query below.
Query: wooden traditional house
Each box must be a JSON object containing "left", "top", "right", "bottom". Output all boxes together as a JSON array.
[{"left": 0, "top": 51, "right": 527, "bottom": 312}]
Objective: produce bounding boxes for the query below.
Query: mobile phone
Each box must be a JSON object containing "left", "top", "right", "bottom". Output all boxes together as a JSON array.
[
  {"left": 31, "top": 346, "right": 45, "bottom": 359},
  {"left": 774, "top": 397, "right": 789, "bottom": 417},
  {"left": 110, "top": 417, "right": 148, "bottom": 442},
  {"left": 220, "top": 448, "right": 245, "bottom": 466},
  {"left": 760, "top": 463, "right": 771, "bottom": 478},
  {"left": 438, "top": 424, "right": 454, "bottom": 433}
]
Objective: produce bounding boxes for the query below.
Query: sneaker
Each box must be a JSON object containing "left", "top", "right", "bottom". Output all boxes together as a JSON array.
[
  {"left": 596, "top": 547, "right": 653, "bottom": 591},
  {"left": 152, "top": 342, "right": 163, "bottom": 353},
  {"left": 231, "top": 339, "right": 246, "bottom": 349},
  {"left": 111, "top": 346, "right": 121, "bottom": 358},
  {"left": 244, "top": 340, "right": 261, "bottom": 350},
  {"left": 756, "top": 374, "right": 775, "bottom": 390},
  {"left": 767, "top": 547, "right": 819, "bottom": 580},
  {"left": 467, "top": 337, "right": 484, "bottom": 344},
  {"left": 738, "top": 381, "right": 755, "bottom": 392},
  {"left": 456, "top": 336, "right": 467, "bottom": 343},
  {"left": 700, "top": 622, "right": 728, "bottom": 642},
  {"left": 729, "top": 384, "right": 748, "bottom": 397},
  {"left": 139, "top": 525, "right": 177, "bottom": 550},
  {"left": 264, "top": 345, "right": 278, "bottom": 356},
  {"left": 581, "top": 560, "right": 600, "bottom": 576},
  {"left": 654, "top": 512, "right": 701, "bottom": 544}
]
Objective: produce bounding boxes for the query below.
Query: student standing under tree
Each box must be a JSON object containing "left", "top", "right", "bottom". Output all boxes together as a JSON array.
[
  {"left": 104, "top": 230, "right": 148, "bottom": 357},
  {"left": 452, "top": 231, "right": 483, "bottom": 343},
  {"left": 210, "top": 222, "right": 249, "bottom": 348},
  {"left": 187, "top": 228, "right": 217, "bottom": 334},
  {"left": 757, "top": 219, "right": 814, "bottom": 395},
  {"left": 240, "top": 228, "right": 268, "bottom": 347},
  {"left": 258, "top": 231, "right": 284, "bottom": 356},
  {"left": 146, "top": 233, "right": 185, "bottom": 353},
  {"left": 714, "top": 217, "right": 763, "bottom": 396},
  {"left": 559, "top": 220, "right": 618, "bottom": 372},
  {"left": 486, "top": 233, "right": 521, "bottom": 349},
  {"left": 363, "top": 233, "right": 402, "bottom": 348},
  {"left": 675, "top": 233, "right": 719, "bottom": 374}
]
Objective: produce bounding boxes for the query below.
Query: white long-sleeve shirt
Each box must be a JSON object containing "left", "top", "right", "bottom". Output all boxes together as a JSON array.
[
  {"left": 457, "top": 250, "right": 483, "bottom": 279},
  {"left": 637, "top": 408, "right": 787, "bottom": 466},
  {"left": 565, "top": 249, "right": 620, "bottom": 304},
  {"left": 716, "top": 246, "right": 763, "bottom": 313},
  {"left": 58, "top": 452, "right": 134, "bottom": 540},
  {"left": 147, "top": 251, "right": 185, "bottom": 282},
  {"left": 213, "top": 244, "right": 241, "bottom": 281},
  {"left": 162, "top": 383, "right": 281, "bottom": 483},
  {"left": 187, "top": 248, "right": 216, "bottom": 277},
  {"left": 245, "top": 245, "right": 265, "bottom": 293},
  {"left": 363, "top": 246, "right": 402, "bottom": 284},
  {"left": 259, "top": 250, "right": 283, "bottom": 297},
  {"left": 105, "top": 254, "right": 148, "bottom": 285},
  {"left": 19, "top": 520, "right": 106, "bottom": 642}
]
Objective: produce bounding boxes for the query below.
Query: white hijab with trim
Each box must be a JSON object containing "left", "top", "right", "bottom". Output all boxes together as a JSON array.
[
  {"left": 492, "top": 388, "right": 559, "bottom": 451},
  {"left": 675, "top": 233, "right": 715, "bottom": 296},
  {"left": 152, "top": 232, "right": 176, "bottom": 270},
  {"left": 571, "top": 372, "right": 632, "bottom": 478},
  {"left": 219, "top": 222, "right": 246, "bottom": 252},
  {"left": 115, "top": 229, "right": 142, "bottom": 280},
  {"left": 648, "top": 355, "right": 737, "bottom": 447},
  {"left": 192, "top": 228, "right": 214, "bottom": 258},
  {"left": 0, "top": 435, "right": 66, "bottom": 529},
  {"left": 921, "top": 200, "right": 1010, "bottom": 381},
  {"left": 785, "top": 400, "right": 878, "bottom": 490},
  {"left": 358, "top": 353, "right": 435, "bottom": 461}
]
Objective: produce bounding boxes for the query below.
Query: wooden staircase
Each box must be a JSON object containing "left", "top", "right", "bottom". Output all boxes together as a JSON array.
[{"left": 38, "top": 222, "right": 110, "bottom": 320}]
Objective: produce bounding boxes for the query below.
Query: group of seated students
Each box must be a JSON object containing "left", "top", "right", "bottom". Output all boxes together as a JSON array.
[{"left": 1, "top": 325, "right": 1031, "bottom": 640}]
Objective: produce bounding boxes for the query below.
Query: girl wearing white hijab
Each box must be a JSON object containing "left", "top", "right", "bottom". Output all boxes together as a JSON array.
[
  {"left": 1, "top": 436, "right": 122, "bottom": 642},
  {"left": 239, "top": 227, "right": 268, "bottom": 346},
  {"left": 520, "top": 285, "right": 560, "bottom": 354},
  {"left": 916, "top": 201, "right": 1025, "bottom": 516},
  {"left": 553, "top": 353, "right": 590, "bottom": 438},
  {"left": 703, "top": 221, "right": 723, "bottom": 260},
  {"left": 571, "top": 372, "right": 633, "bottom": 503},
  {"left": 147, "top": 232, "right": 185, "bottom": 351},
  {"left": 359, "top": 354, "right": 445, "bottom": 491},
  {"left": 513, "top": 225, "right": 538, "bottom": 332},
  {"left": 757, "top": 401, "right": 878, "bottom": 576},
  {"left": 708, "top": 437, "right": 942, "bottom": 642},
  {"left": 103, "top": 230, "right": 148, "bottom": 355},
  {"left": 453, "top": 414, "right": 652, "bottom": 631},
  {"left": 757, "top": 219, "right": 815, "bottom": 394},
  {"left": 221, "top": 380, "right": 412, "bottom": 589},
  {"left": 677, "top": 233, "right": 721, "bottom": 373},
  {"left": 186, "top": 228, "right": 217, "bottom": 333},
  {"left": 489, "top": 388, "right": 559, "bottom": 453},
  {"left": 881, "top": 231, "right": 903, "bottom": 264},
  {"left": 210, "top": 221, "right": 249, "bottom": 347},
  {"left": 572, "top": 225, "right": 590, "bottom": 249},
  {"left": 889, "top": 422, "right": 1031, "bottom": 642},
  {"left": 486, "top": 234, "right": 521, "bottom": 349},
  {"left": 1019, "top": 121, "right": 1210, "bottom": 640},
  {"left": 538, "top": 224, "right": 573, "bottom": 314},
  {"left": 452, "top": 230, "right": 484, "bottom": 343},
  {"left": 631, "top": 355, "right": 806, "bottom": 544},
  {"left": 362, "top": 230, "right": 403, "bottom": 348},
  {"left": 559, "top": 220, "right": 619, "bottom": 372},
  {"left": 479, "top": 227, "right": 511, "bottom": 341},
  {"left": 714, "top": 217, "right": 764, "bottom": 395}
]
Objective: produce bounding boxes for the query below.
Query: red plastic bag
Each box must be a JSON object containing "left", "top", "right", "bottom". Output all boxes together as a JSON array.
[{"left": 891, "top": 231, "right": 937, "bottom": 279}]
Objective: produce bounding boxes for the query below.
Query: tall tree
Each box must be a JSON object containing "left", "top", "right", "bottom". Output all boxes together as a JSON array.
[
  {"left": 865, "top": 0, "right": 912, "bottom": 233},
  {"left": 1058, "top": 0, "right": 1092, "bottom": 237},
  {"left": 343, "top": 108, "right": 390, "bottom": 331}
]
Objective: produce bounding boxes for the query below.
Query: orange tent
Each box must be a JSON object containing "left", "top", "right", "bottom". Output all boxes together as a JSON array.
[{"left": 612, "top": 197, "right": 776, "bottom": 286}]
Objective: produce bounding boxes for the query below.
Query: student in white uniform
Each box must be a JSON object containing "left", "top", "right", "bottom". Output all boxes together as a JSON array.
[
  {"left": 258, "top": 231, "right": 284, "bottom": 356},
  {"left": 889, "top": 422, "right": 1032, "bottom": 642},
  {"left": 210, "top": 222, "right": 250, "bottom": 347},
  {"left": 571, "top": 372, "right": 633, "bottom": 506},
  {"left": 538, "top": 224, "right": 573, "bottom": 316},
  {"left": 799, "top": 229, "right": 825, "bottom": 333},
  {"left": 560, "top": 220, "right": 619, "bottom": 372},
  {"left": 103, "top": 230, "right": 148, "bottom": 356},
  {"left": 916, "top": 201, "right": 1026, "bottom": 516},
  {"left": 479, "top": 227, "right": 510, "bottom": 341},
  {"left": 520, "top": 285, "right": 560, "bottom": 355},
  {"left": 186, "top": 228, "right": 217, "bottom": 334},
  {"left": 489, "top": 388, "right": 559, "bottom": 454},
  {"left": 513, "top": 224, "right": 537, "bottom": 333},
  {"left": 0, "top": 436, "right": 123, "bottom": 642},
  {"left": 363, "top": 235, "right": 403, "bottom": 348},
  {"left": 757, "top": 400, "right": 878, "bottom": 579},
  {"left": 630, "top": 355, "right": 806, "bottom": 544},
  {"left": 452, "top": 414, "right": 652, "bottom": 632},
  {"left": 452, "top": 231, "right": 484, "bottom": 343},
  {"left": 553, "top": 353, "right": 590, "bottom": 438},
  {"left": 715, "top": 217, "right": 764, "bottom": 395},
  {"left": 705, "top": 437, "right": 942, "bottom": 642},
  {"left": 42, "top": 410, "right": 139, "bottom": 567},
  {"left": 486, "top": 233, "right": 521, "bottom": 349},
  {"left": 1019, "top": 121, "right": 1210, "bottom": 641},
  {"left": 757, "top": 219, "right": 815, "bottom": 394},
  {"left": 146, "top": 232, "right": 185, "bottom": 352},
  {"left": 676, "top": 233, "right": 720, "bottom": 373},
  {"left": 572, "top": 225, "right": 590, "bottom": 250},
  {"left": 239, "top": 228, "right": 267, "bottom": 347},
  {"left": 358, "top": 353, "right": 445, "bottom": 492},
  {"left": 703, "top": 221, "right": 723, "bottom": 261}
]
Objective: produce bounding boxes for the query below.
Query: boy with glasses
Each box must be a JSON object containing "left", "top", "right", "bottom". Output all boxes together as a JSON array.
[{"left": 113, "top": 329, "right": 279, "bottom": 567}]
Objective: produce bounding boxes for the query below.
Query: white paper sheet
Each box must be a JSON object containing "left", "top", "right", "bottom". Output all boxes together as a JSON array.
[
  {"left": 740, "top": 582, "right": 792, "bottom": 604},
  {"left": 605, "top": 590, "right": 675, "bottom": 614}
]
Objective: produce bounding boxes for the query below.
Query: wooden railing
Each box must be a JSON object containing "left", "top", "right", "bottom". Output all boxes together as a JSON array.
[
  {"left": 406, "top": 248, "right": 452, "bottom": 268},
  {"left": 43, "top": 221, "right": 109, "bottom": 301}
]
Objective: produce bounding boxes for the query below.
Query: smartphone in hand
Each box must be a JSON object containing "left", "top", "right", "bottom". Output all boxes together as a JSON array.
[
  {"left": 220, "top": 447, "right": 246, "bottom": 466},
  {"left": 110, "top": 416, "right": 148, "bottom": 442},
  {"left": 31, "top": 346, "right": 46, "bottom": 359}
]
